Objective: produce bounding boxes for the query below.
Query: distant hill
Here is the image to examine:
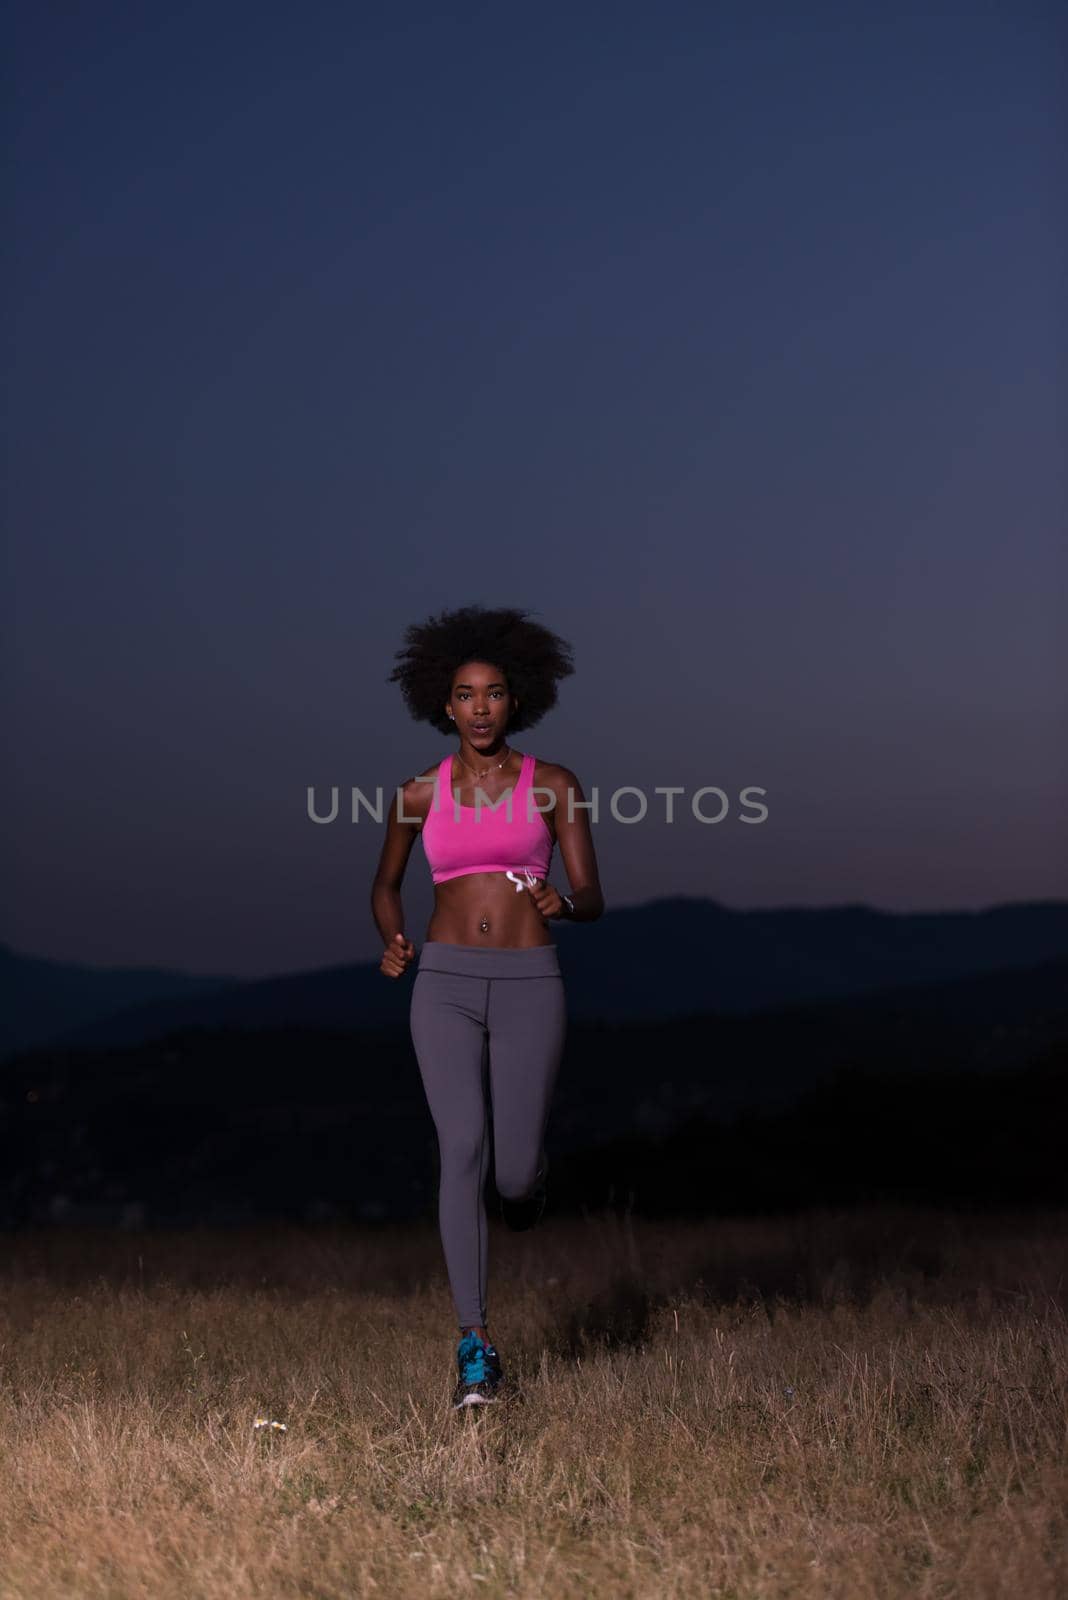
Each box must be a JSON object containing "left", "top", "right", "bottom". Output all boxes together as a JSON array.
[
  {"left": 4, "top": 897, "right": 1068, "bottom": 1060},
  {"left": 3, "top": 953, "right": 1065, "bottom": 1226},
  {"left": 0, "top": 942, "right": 238, "bottom": 1058}
]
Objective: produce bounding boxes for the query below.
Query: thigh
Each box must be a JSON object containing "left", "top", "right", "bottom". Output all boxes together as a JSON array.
[
  {"left": 409, "top": 968, "right": 489, "bottom": 1133},
  {"left": 486, "top": 974, "right": 567, "bottom": 1128}
]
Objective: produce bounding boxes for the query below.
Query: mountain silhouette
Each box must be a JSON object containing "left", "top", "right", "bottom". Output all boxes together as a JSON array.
[
  {"left": 4, "top": 955, "right": 1064, "bottom": 1226},
  {"left": 3, "top": 897, "right": 1067, "bottom": 1060}
]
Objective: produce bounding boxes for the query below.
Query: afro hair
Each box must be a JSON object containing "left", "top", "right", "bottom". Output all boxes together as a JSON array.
[{"left": 388, "top": 604, "right": 575, "bottom": 735}]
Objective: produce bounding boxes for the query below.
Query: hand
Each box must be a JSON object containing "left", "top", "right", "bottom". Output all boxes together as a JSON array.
[
  {"left": 521, "top": 877, "right": 566, "bottom": 922},
  {"left": 380, "top": 932, "right": 416, "bottom": 978}
]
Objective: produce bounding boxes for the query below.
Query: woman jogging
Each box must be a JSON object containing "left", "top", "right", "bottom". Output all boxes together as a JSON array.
[{"left": 371, "top": 604, "right": 605, "bottom": 1409}]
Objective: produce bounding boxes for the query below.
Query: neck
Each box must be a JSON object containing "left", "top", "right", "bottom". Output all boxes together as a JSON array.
[{"left": 456, "top": 738, "right": 514, "bottom": 772}]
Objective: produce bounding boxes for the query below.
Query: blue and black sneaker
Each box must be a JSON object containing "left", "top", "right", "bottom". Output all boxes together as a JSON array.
[
  {"left": 500, "top": 1147, "right": 548, "bottom": 1232},
  {"left": 452, "top": 1330, "right": 505, "bottom": 1409}
]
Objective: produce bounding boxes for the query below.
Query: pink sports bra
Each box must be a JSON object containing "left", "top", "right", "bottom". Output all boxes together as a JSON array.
[{"left": 420, "top": 751, "right": 554, "bottom": 885}]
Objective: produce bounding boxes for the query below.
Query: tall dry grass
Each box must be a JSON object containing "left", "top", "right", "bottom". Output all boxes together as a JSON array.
[{"left": 1, "top": 1206, "right": 1065, "bottom": 1599}]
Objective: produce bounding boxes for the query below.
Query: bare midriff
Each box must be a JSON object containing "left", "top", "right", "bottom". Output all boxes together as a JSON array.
[{"left": 424, "top": 871, "right": 555, "bottom": 949}]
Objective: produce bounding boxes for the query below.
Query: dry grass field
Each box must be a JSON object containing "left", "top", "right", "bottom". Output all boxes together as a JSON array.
[{"left": 1, "top": 1205, "right": 1065, "bottom": 1599}]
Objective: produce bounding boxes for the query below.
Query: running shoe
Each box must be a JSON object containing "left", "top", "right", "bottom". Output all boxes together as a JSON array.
[
  {"left": 500, "top": 1147, "right": 548, "bottom": 1232},
  {"left": 452, "top": 1330, "right": 505, "bottom": 1408}
]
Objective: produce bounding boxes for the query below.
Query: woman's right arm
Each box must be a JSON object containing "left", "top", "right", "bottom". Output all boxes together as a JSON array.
[{"left": 371, "top": 775, "right": 424, "bottom": 976}]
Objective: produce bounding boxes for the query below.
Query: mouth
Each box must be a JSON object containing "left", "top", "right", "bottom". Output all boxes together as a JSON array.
[{"left": 471, "top": 723, "right": 493, "bottom": 735}]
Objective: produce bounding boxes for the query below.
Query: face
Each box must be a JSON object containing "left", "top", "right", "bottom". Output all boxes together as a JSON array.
[{"left": 447, "top": 660, "right": 517, "bottom": 743}]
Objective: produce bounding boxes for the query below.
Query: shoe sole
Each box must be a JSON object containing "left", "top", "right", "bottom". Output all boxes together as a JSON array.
[{"left": 501, "top": 1191, "right": 545, "bottom": 1230}]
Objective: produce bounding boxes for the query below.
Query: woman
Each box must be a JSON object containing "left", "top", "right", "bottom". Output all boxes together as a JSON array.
[{"left": 371, "top": 604, "right": 605, "bottom": 1409}]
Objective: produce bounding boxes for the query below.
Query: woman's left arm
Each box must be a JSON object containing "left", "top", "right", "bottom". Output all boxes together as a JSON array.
[{"left": 529, "top": 765, "right": 605, "bottom": 924}]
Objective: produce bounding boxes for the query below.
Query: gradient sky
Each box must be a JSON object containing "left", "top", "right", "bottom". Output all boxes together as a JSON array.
[{"left": 4, "top": 0, "right": 1065, "bottom": 977}]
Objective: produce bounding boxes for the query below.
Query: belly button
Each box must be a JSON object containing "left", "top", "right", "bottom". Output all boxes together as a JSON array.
[{"left": 479, "top": 916, "right": 490, "bottom": 933}]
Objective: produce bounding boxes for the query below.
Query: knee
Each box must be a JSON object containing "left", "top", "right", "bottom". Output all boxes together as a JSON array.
[
  {"left": 437, "top": 1127, "right": 488, "bottom": 1180},
  {"left": 494, "top": 1155, "right": 539, "bottom": 1201}
]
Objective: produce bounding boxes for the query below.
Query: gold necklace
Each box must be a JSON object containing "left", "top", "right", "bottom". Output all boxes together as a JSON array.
[{"left": 454, "top": 745, "right": 515, "bottom": 782}]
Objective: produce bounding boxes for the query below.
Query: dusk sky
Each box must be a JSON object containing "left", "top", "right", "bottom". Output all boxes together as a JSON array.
[{"left": 4, "top": 1, "right": 1065, "bottom": 977}]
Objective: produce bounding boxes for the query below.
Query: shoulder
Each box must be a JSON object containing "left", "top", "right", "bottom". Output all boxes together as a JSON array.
[
  {"left": 396, "top": 758, "right": 446, "bottom": 822},
  {"left": 401, "top": 755, "right": 447, "bottom": 785},
  {"left": 530, "top": 756, "right": 582, "bottom": 797}
]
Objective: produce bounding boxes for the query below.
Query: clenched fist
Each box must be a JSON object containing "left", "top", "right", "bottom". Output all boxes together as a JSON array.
[
  {"left": 380, "top": 931, "right": 416, "bottom": 978},
  {"left": 517, "top": 877, "right": 566, "bottom": 922}
]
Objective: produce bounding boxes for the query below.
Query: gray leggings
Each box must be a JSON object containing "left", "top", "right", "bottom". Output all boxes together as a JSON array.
[{"left": 409, "top": 940, "right": 567, "bottom": 1330}]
